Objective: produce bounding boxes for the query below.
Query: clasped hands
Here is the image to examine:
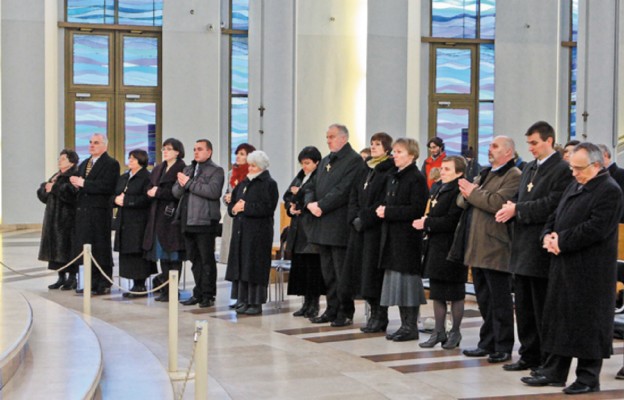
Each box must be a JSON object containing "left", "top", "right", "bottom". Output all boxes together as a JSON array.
[{"left": 542, "top": 232, "right": 561, "bottom": 255}]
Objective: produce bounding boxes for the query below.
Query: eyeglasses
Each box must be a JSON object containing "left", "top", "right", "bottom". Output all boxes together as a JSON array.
[
  {"left": 161, "top": 147, "right": 174, "bottom": 152},
  {"left": 568, "top": 164, "right": 593, "bottom": 172}
]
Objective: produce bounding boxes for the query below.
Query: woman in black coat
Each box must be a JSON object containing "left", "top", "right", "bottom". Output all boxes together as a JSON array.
[
  {"left": 342, "top": 132, "right": 395, "bottom": 333},
  {"left": 376, "top": 138, "right": 429, "bottom": 342},
  {"left": 38, "top": 149, "right": 80, "bottom": 290},
  {"left": 284, "top": 146, "right": 325, "bottom": 318},
  {"left": 114, "top": 149, "right": 154, "bottom": 297},
  {"left": 225, "top": 151, "right": 279, "bottom": 315},
  {"left": 143, "top": 138, "right": 187, "bottom": 301},
  {"left": 413, "top": 155, "right": 468, "bottom": 349}
]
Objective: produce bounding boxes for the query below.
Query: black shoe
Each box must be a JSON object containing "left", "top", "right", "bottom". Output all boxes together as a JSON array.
[
  {"left": 521, "top": 375, "right": 566, "bottom": 387},
  {"left": 463, "top": 348, "right": 490, "bottom": 357},
  {"left": 330, "top": 317, "right": 353, "bottom": 327},
  {"left": 48, "top": 276, "right": 66, "bottom": 290},
  {"left": 75, "top": 288, "right": 84, "bottom": 294},
  {"left": 563, "top": 381, "right": 599, "bottom": 395},
  {"left": 235, "top": 304, "right": 249, "bottom": 314},
  {"left": 503, "top": 359, "right": 538, "bottom": 371},
  {"left": 127, "top": 286, "right": 148, "bottom": 298},
  {"left": 180, "top": 296, "right": 200, "bottom": 306},
  {"left": 419, "top": 330, "right": 447, "bottom": 348},
  {"left": 229, "top": 300, "right": 242, "bottom": 309},
  {"left": 92, "top": 287, "right": 111, "bottom": 296},
  {"left": 488, "top": 352, "right": 511, "bottom": 363},
  {"left": 310, "top": 313, "right": 334, "bottom": 324},
  {"left": 442, "top": 331, "right": 462, "bottom": 349},
  {"left": 393, "top": 329, "right": 419, "bottom": 342},
  {"left": 386, "top": 326, "right": 407, "bottom": 341},
  {"left": 60, "top": 277, "right": 77, "bottom": 291},
  {"left": 199, "top": 299, "right": 214, "bottom": 308},
  {"left": 245, "top": 305, "right": 262, "bottom": 315},
  {"left": 293, "top": 305, "right": 308, "bottom": 317},
  {"left": 616, "top": 367, "right": 624, "bottom": 380},
  {"left": 155, "top": 292, "right": 169, "bottom": 302}
]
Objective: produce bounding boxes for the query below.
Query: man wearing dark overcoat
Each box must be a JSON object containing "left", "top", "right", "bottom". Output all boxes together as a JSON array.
[
  {"left": 598, "top": 144, "right": 624, "bottom": 223},
  {"left": 495, "top": 121, "right": 572, "bottom": 372},
  {"left": 70, "top": 133, "right": 120, "bottom": 295},
  {"left": 305, "top": 123, "right": 366, "bottom": 327},
  {"left": 456, "top": 136, "right": 521, "bottom": 363},
  {"left": 521, "top": 142, "right": 623, "bottom": 395}
]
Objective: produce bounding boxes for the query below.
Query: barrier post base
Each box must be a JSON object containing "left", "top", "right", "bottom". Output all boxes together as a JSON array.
[{"left": 169, "top": 370, "right": 195, "bottom": 381}]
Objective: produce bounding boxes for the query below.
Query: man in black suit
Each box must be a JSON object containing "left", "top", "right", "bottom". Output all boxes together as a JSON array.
[
  {"left": 598, "top": 144, "right": 624, "bottom": 221},
  {"left": 495, "top": 121, "right": 572, "bottom": 372},
  {"left": 70, "top": 133, "right": 120, "bottom": 295},
  {"left": 305, "top": 123, "right": 365, "bottom": 327}
]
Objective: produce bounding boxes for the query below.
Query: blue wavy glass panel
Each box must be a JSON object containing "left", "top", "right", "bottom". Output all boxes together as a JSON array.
[
  {"left": 436, "top": 108, "right": 469, "bottom": 156},
  {"left": 118, "top": 0, "right": 163, "bottom": 26},
  {"left": 436, "top": 48, "right": 472, "bottom": 94},
  {"left": 479, "top": 44, "right": 494, "bottom": 100},
  {"left": 480, "top": 0, "right": 496, "bottom": 39},
  {"left": 231, "top": 97, "right": 249, "bottom": 165},
  {"left": 125, "top": 102, "right": 157, "bottom": 165},
  {"left": 570, "top": 103, "right": 577, "bottom": 139},
  {"left": 432, "top": 0, "right": 477, "bottom": 38},
  {"left": 75, "top": 101, "right": 108, "bottom": 162},
  {"left": 571, "top": 0, "right": 578, "bottom": 41},
  {"left": 232, "top": 0, "right": 249, "bottom": 30},
  {"left": 123, "top": 37, "right": 158, "bottom": 87},
  {"left": 232, "top": 35, "right": 249, "bottom": 95},
  {"left": 570, "top": 46, "right": 577, "bottom": 102},
  {"left": 478, "top": 102, "right": 494, "bottom": 166},
  {"left": 67, "top": 0, "right": 114, "bottom": 24},
  {"left": 73, "top": 34, "right": 109, "bottom": 85}
]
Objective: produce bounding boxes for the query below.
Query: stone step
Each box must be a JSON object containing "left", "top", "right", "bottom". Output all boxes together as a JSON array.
[
  {"left": 1, "top": 293, "right": 102, "bottom": 399},
  {"left": 0, "top": 287, "right": 33, "bottom": 390},
  {"left": 79, "top": 312, "right": 175, "bottom": 399}
]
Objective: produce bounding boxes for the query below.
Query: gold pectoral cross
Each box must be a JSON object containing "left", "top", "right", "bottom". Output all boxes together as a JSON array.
[
  {"left": 527, "top": 182, "right": 534, "bottom": 192},
  {"left": 326, "top": 164, "right": 331, "bottom": 172}
]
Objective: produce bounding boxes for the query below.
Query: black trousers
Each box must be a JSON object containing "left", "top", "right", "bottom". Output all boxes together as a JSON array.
[
  {"left": 541, "top": 353, "right": 602, "bottom": 387},
  {"left": 318, "top": 245, "right": 354, "bottom": 319},
  {"left": 514, "top": 274, "right": 549, "bottom": 365},
  {"left": 75, "top": 207, "right": 113, "bottom": 290},
  {"left": 472, "top": 267, "right": 514, "bottom": 353},
  {"left": 184, "top": 231, "right": 217, "bottom": 301}
]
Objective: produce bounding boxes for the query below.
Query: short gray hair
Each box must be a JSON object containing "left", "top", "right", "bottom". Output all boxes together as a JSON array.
[
  {"left": 247, "top": 150, "right": 270, "bottom": 171},
  {"left": 329, "top": 123, "right": 349, "bottom": 139},
  {"left": 597, "top": 143, "right": 611, "bottom": 159},
  {"left": 92, "top": 133, "right": 108, "bottom": 145},
  {"left": 496, "top": 135, "right": 515, "bottom": 153},
  {"left": 574, "top": 142, "right": 604, "bottom": 166}
]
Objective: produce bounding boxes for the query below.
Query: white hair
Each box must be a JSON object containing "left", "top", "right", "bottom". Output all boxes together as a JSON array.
[{"left": 247, "top": 150, "right": 270, "bottom": 171}]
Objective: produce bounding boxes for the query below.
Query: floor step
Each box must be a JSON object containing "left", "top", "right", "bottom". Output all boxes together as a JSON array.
[
  {"left": 0, "top": 287, "right": 33, "bottom": 390},
  {"left": 1, "top": 293, "right": 102, "bottom": 399},
  {"left": 79, "top": 313, "right": 175, "bottom": 399}
]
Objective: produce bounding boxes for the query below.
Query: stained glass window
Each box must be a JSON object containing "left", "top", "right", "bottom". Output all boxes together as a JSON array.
[
  {"left": 569, "top": 0, "right": 578, "bottom": 139},
  {"left": 232, "top": 0, "right": 250, "bottom": 30},
  {"left": 432, "top": 0, "right": 477, "bottom": 39},
  {"left": 231, "top": 97, "right": 249, "bottom": 164},
  {"left": 571, "top": 0, "right": 579, "bottom": 42},
  {"left": 124, "top": 102, "right": 157, "bottom": 165},
  {"left": 66, "top": 0, "right": 162, "bottom": 26},
  {"left": 436, "top": 48, "right": 472, "bottom": 94},
  {"left": 478, "top": 102, "right": 494, "bottom": 165},
  {"left": 436, "top": 108, "right": 469, "bottom": 156},
  {"left": 479, "top": 44, "right": 495, "bottom": 100},
  {"left": 75, "top": 101, "right": 108, "bottom": 162},
  {"left": 73, "top": 34, "right": 110, "bottom": 85},
  {"left": 232, "top": 36, "right": 249, "bottom": 95},
  {"left": 480, "top": 0, "right": 496, "bottom": 39},
  {"left": 123, "top": 36, "right": 158, "bottom": 87}
]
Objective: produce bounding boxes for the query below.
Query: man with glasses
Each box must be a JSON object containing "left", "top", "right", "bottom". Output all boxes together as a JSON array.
[
  {"left": 495, "top": 121, "right": 572, "bottom": 373},
  {"left": 521, "top": 142, "right": 623, "bottom": 394}
]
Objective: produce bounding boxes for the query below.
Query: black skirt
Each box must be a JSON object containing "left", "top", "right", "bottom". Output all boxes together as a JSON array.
[
  {"left": 119, "top": 253, "right": 156, "bottom": 280},
  {"left": 428, "top": 278, "right": 466, "bottom": 301},
  {"left": 286, "top": 253, "right": 326, "bottom": 296}
]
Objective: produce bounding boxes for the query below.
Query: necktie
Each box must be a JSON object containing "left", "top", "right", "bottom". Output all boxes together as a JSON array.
[{"left": 85, "top": 158, "right": 94, "bottom": 177}]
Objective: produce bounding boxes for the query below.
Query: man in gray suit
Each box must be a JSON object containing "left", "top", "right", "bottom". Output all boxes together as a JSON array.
[{"left": 306, "top": 124, "right": 365, "bottom": 327}]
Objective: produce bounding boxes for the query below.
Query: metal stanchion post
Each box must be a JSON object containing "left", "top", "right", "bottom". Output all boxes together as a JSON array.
[
  {"left": 195, "top": 320, "right": 208, "bottom": 400},
  {"left": 83, "top": 244, "right": 92, "bottom": 315},
  {"left": 169, "top": 270, "right": 179, "bottom": 373}
]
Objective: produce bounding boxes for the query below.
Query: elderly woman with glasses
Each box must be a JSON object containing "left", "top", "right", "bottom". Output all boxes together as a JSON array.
[{"left": 225, "top": 150, "right": 279, "bottom": 316}]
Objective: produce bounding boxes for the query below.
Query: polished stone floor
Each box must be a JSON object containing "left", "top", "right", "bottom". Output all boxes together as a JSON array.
[{"left": 2, "top": 227, "right": 624, "bottom": 399}]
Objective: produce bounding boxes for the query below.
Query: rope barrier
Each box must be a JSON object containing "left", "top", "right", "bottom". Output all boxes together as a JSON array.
[
  {"left": 0, "top": 251, "right": 84, "bottom": 278},
  {"left": 175, "top": 326, "right": 202, "bottom": 400},
  {"left": 88, "top": 255, "right": 172, "bottom": 295}
]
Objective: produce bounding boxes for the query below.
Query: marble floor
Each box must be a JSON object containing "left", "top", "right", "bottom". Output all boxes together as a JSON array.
[{"left": 2, "top": 227, "right": 624, "bottom": 399}]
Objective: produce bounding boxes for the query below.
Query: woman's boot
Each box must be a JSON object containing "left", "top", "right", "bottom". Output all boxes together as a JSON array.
[
  {"left": 293, "top": 296, "right": 310, "bottom": 317},
  {"left": 393, "top": 307, "right": 419, "bottom": 342},
  {"left": 368, "top": 306, "right": 389, "bottom": 333},
  {"left": 304, "top": 295, "right": 320, "bottom": 318},
  {"left": 48, "top": 272, "right": 66, "bottom": 289},
  {"left": 361, "top": 302, "right": 378, "bottom": 333},
  {"left": 386, "top": 307, "right": 407, "bottom": 340},
  {"left": 61, "top": 273, "right": 77, "bottom": 291}
]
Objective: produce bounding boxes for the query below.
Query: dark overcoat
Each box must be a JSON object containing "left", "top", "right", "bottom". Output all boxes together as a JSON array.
[
  {"left": 37, "top": 167, "right": 80, "bottom": 266},
  {"left": 143, "top": 159, "right": 186, "bottom": 253},
  {"left": 283, "top": 169, "right": 318, "bottom": 255},
  {"left": 541, "top": 170, "right": 623, "bottom": 359},
  {"left": 343, "top": 157, "right": 395, "bottom": 298},
  {"left": 422, "top": 178, "right": 467, "bottom": 283},
  {"left": 113, "top": 168, "right": 151, "bottom": 254},
  {"left": 608, "top": 162, "right": 624, "bottom": 222},
  {"left": 378, "top": 163, "right": 429, "bottom": 275},
  {"left": 225, "top": 170, "right": 279, "bottom": 285},
  {"left": 304, "top": 143, "right": 366, "bottom": 247},
  {"left": 74, "top": 152, "right": 120, "bottom": 267},
  {"left": 509, "top": 152, "right": 572, "bottom": 277}
]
